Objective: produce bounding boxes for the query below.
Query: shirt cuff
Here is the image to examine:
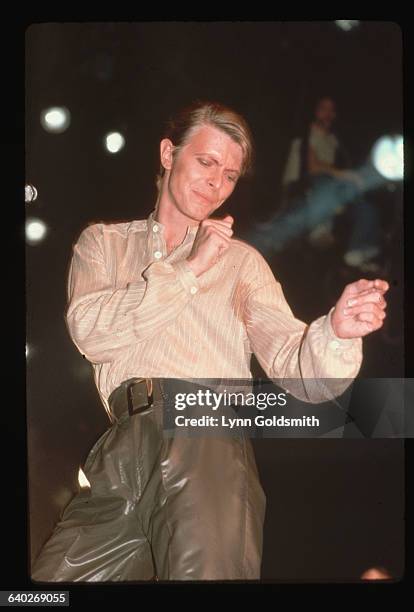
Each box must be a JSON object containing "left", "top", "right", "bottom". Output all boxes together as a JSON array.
[
  {"left": 324, "top": 307, "right": 362, "bottom": 353},
  {"left": 171, "top": 260, "right": 200, "bottom": 296}
]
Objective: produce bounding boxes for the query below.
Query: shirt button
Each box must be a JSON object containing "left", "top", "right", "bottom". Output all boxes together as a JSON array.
[
  {"left": 152, "top": 225, "right": 159, "bottom": 233},
  {"left": 154, "top": 251, "right": 162, "bottom": 259},
  {"left": 190, "top": 286, "right": 198, "bottom": 295},
  {"left": 329, "top": 340, "right": 341, "bottom": 351}
]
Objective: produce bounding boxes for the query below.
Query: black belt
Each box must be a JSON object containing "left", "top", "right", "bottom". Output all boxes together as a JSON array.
[
  {"left": 108, "top": 378, "right": 243, "bottom": 423},
  {"left": 108, "top": 378, "right": 163, "bottom": 421}
]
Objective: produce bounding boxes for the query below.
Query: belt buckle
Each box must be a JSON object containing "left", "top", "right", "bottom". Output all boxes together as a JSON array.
[{"left": 127, "top": 378, "right": 153, "bottom": 417}]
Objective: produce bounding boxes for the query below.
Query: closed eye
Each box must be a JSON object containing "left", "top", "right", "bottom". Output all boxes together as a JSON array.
[
  {"left": 198, "top": 158, "right": 212, "bottom": 167},
  {"left": 198, "top": 157, "right": 238, "bottom": 182}
]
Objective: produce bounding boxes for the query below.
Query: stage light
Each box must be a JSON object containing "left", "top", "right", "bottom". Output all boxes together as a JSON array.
[
  {"left": 361, "top": 567, "right": 391, "bottom": 581},
  {"left": 335, "top": 20, "right": 360, "bottom": 31},
  {"left": 78, "top": 467, "right": 91, "bottom": 490},
  {"left": 40, "top": 106, "right": 71, "bottom": 133},
  {"left": 26, "top": 218, "right": 47, "bottom": 244},
  {"left": 371, "top": 135, "right": 403, "bottom": 181},
  {"left": 25, "top": 184, "right": 38, "bottom": 203},
  {"left": 26, "top": 343, "right": 35, "bottom": 360},
  {"left": 104, "top": 131, "right": 125, "bottom": 153}
]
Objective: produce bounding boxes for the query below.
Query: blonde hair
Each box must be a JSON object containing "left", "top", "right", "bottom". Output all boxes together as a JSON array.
[{"left": 156, "top": 100, "right": 254, "bottom": 192}]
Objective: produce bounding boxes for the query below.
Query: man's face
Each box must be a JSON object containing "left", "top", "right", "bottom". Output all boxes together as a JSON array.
[
  {"left": 161, "top": 124, "right": 244, "bottom": 224},
  {"left": 315, "top": 98, "right": 336, "bottom": 129}
]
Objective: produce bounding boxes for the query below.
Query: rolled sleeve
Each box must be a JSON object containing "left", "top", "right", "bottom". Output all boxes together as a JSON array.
[
  {"left": 66, "top": 225, "right": 201, "bottom": 364},
  {"left": 243, "top": 249, "right": 363, "bottom": 403}
]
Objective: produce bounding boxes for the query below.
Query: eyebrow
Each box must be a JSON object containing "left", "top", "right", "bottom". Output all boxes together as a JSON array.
[{"left": 195, "top": 152, "right": 241, "bottom": 175}]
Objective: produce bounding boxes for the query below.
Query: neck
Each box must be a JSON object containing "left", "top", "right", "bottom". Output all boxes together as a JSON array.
[
  {"left": 314, "top": 120, "right": 331, "bottom": 133},
  {"left": 154, "top": 189, "right": 198, "bottom": 254}
]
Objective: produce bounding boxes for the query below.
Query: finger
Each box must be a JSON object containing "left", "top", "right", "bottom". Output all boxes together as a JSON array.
[
  {"left": 344, "top": 291, "right": 387, "bottom": 309},
  {"left": 206, "top": 226, "right": 233, "bottom": 241},
  {"left": 198, "top": 229, "right": 232, "bottom": 252},
  {"left": 344, "top": 288, "right": 386, "bottom": 303},
  {"left": 204, "top": 216, "right": 234, "bottom": 229},
  {"left": 373, "top": 279, "right": 389, "bottom": 293},
  {"left": 216, "top": 243, "right": 231, "bottom": 260},
  {"left": 221, "top": 214, "right": 234, "bottom": 225},
  {"left": 357, "top": 320, "right": 381, "bottom": 337},
  {"left": 345, "top": 279, "right": 375, "bottom": 296},
  {"left": 344, "top": 287, "right": 383, "bottom": 299},
  {"left": 356, "top": 311, "right": 384, "bottom": 330},
  {"left": 200, "top": 222, "right": 233, "bottom": 238},
  {"left": 201, "top": 215, "right": 234, "bottom": 226},
  {"left": 217, "top": 243, "right": 229, "bottom": 256},
  {"left": 345, "top": 278, "right": 389, "bottom": 297},
  {"left": 202, "top": 221, "right": 234, "bottom": 236},
  {"left": 343, "top": 303, "right": 386, "bottom": 319}
]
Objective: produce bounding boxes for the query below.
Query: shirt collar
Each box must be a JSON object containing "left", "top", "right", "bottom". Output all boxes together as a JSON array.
[
  {"left": 147, "top": 211, "right": 162, "bottom": 235},
  {"left": 147, "top": 210, "right": 199, "bottom": 247}
]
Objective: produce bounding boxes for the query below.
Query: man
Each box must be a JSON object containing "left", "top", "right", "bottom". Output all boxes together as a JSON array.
[
  {"left": 252, "top": 96, "right": 381, "bottom": 269},
  {"left": 31, "top": 101, "right": 388, "bottom": 582}
]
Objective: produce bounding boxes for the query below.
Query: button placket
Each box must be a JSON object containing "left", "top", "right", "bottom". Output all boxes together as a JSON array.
[
  {"left": 152, "top": 223, "right": 167, "bottom": 261},
  {"left": 152, "top": 226, "right": 166, "bottom": 261}
]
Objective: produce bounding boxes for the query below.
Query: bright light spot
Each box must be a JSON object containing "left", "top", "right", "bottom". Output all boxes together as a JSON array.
[
  {"left": 335, "top": 20, "right": 360, "bottom": 31},
  {"left": 78, "top": 467, "right": 91, "bottom": 490},
  {"left": 361, "top": 567, "right": 391, "bottom": 580},
  {"left": 26, "top": 344, "right": 29, "bottom": 358},
  {"left": 372, "top": 135, "right": 404, "bottom": 181},
  {"left": 40, "top": 106, "right": 71, "bottom": 133},
  {"left": 104, "top": 132, "right": 125, "bottom": 153},
  {"left": 25, "top": 184, "right": 38, "bottom": 203},
  {"left": 26, "top": 218, "right": 47, "bottom": 244}
]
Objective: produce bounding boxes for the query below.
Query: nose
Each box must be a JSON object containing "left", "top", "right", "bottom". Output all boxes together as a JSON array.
[{"left": 207, "top": 168, "right": 222, "bottom": 191}]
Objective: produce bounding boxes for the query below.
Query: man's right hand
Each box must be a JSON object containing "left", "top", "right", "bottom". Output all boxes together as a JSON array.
[{"left": 186, "top": 215, "right": 234, "bottom": 277}]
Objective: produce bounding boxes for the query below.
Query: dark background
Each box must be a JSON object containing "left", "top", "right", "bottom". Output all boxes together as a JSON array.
[{"left": 26, "top": 21, "right": 404, "bottom": 581}]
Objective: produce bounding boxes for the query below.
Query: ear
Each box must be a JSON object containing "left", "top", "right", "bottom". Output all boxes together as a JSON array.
[{"left": 160, "top": 138, "right": 175, "bottom": 171}]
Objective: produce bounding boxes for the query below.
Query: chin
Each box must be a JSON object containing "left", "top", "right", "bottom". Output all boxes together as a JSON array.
[
  {"left": 185, "top": 204, "right": 212, "bottom": 222},
  {"left": 192, "top": 211, "right": 209, "bottom": 223},
  {"left": 180, "top": 208, "right": 205, "bottom": 223}
]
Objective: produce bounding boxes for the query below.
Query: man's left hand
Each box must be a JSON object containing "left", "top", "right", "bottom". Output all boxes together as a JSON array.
[{"left": 331, "top": 278, "right": 389, "bottom": 339}]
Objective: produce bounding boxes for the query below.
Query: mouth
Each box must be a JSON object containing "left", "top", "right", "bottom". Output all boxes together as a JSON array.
[{"left": 193, "top": 190, "right": 214, "bottom": 205}]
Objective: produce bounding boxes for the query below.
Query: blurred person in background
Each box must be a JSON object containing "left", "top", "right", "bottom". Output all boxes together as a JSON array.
[{"left": 250, "top": 96, "right": 382, "bottom": 271}]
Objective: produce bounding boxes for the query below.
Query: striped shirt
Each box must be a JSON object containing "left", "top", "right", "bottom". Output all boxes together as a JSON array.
[{"left": 66, "top": 211, "right": 362, "bottom": 422}]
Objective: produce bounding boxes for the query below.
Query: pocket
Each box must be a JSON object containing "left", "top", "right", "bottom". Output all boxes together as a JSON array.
[{"left": 82, "top": 426, "right": 114, "bottom": 473}]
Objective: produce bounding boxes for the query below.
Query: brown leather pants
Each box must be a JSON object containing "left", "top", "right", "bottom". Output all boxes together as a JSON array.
[{"left": 31, "top": 380, "right": 266, "bottom": 582}]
